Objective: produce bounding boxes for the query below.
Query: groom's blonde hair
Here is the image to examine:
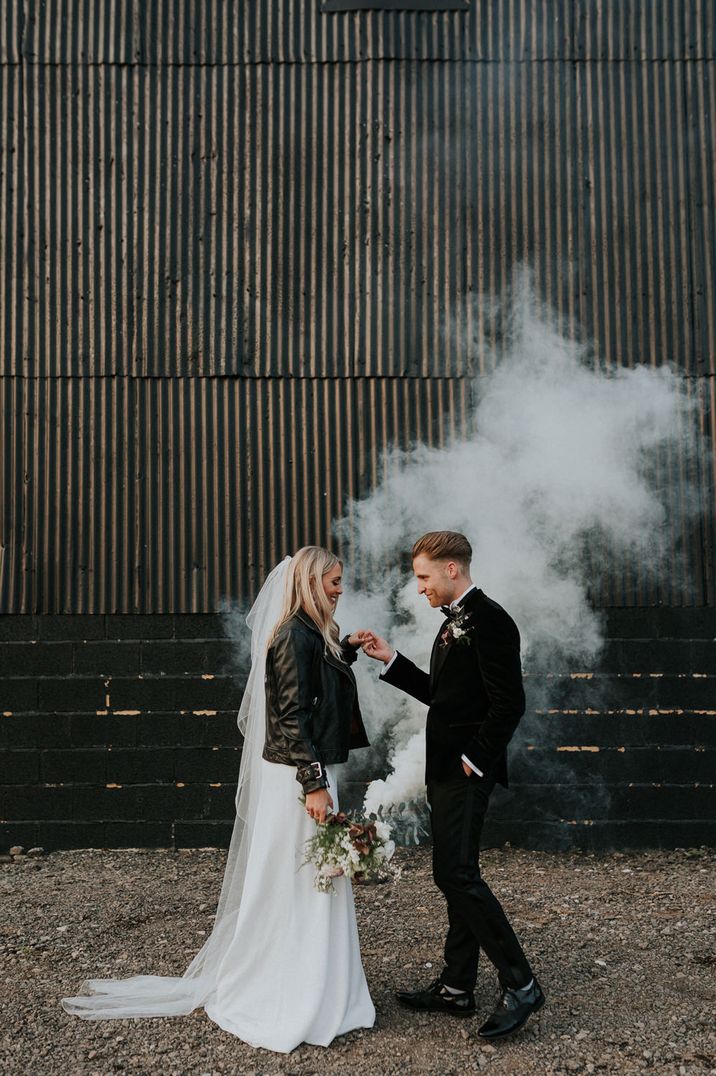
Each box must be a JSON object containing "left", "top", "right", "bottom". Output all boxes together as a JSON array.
[
  {"left": 411, "top": 531, "right": 472, "bottom": 570},
  {"left": 266, "top": 546, "right": 344, "bottom": 659}
]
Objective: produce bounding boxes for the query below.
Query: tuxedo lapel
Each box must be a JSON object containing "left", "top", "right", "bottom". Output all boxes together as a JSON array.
[
  {"left": 430, "top": 588, "right": 482, "bottom": 688},
  {"left": 430, "top": 622, "right": 452, "bottom": 685},
  {"left": 429, "top": 629, "right": 442, "bottom": 682},
  {"left": 432, "top": 636, "right": 452, "bottom": 684}
]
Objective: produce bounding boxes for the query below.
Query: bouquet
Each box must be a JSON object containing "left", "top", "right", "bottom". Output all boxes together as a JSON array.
[{"left": 304, "top": 812, "right": 399, "bottom": 894}]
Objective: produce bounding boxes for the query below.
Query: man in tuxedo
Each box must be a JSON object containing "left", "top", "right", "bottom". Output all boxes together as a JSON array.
[{"left": 363, "top": 530, "right": 544, "bottom": 1039}]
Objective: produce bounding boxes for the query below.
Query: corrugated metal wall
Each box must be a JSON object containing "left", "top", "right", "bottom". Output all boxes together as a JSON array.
[
  {"left": 0, "top": 1, "right": 714, "bottom": 611},
  {"left": 0, "top": 374, "right": 469, "bottom": 610},
  {"left": 3, "top": 2, "right": 714, "bottom": 64}
]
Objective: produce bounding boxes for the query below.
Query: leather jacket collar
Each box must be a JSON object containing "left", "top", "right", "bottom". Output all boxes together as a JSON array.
[
  {"left": 295, "top": 608, "right": 322, "bottom": 634},
  {"left": 294, "top": 608, "right": 353, "bottom": 679}
]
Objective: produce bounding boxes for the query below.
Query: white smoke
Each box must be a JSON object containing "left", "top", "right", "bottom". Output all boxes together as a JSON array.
[{"left": 334, "top": 275, "right": 701, "bottom": 816}]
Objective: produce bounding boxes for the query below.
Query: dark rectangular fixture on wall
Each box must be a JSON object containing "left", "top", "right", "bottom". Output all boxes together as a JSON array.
[{"left": 321, "top": 1, "right": 470, "bottom": 10}]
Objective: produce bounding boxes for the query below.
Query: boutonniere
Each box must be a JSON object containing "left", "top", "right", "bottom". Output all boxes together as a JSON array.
[{"left": 440, "top": 608, "right": 472, "bottom": 647}]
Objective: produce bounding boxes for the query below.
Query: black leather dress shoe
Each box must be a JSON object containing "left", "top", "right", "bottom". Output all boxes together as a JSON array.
[
  {"left": 478, "top": 979, "right": 545, "bottom": 1039},
  {"left": 397, "top": 977, "right": 476, "bottom": 1017}
]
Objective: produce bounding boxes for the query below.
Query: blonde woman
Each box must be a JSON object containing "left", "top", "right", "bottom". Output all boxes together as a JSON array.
[{"left": 62, "top": 548, "right": 375, "bottom": 1052}]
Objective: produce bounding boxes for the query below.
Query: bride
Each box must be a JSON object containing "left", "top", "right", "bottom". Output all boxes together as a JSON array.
[{"left": 62, "top": 546, "right": 376, "bottom": 1052}]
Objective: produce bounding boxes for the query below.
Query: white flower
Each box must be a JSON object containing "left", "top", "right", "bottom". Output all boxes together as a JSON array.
[
  {"left": 444, "top": 609, "right": 472, "bottom": 646},
  {"left": 304, "top": 811, "right": 401, "bottom": 893},
  {"left": 375, "top": 820, "right": 392, "bottom": 842}
]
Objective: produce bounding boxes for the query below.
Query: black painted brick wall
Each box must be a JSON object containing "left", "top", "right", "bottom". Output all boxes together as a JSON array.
[
  {"left": 0, "top": 615, "right": 243, "bottom": 851},
  {"left": 0, "top": 610, "right": 714, "bottom": 851}
]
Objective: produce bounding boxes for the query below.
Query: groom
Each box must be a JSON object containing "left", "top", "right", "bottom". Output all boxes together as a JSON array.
[{"left": 363, "top": 531, "right": 544, "bottom": 1039}]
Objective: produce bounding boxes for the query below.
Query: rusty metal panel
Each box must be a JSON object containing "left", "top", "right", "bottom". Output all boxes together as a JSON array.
[
  {"left": 16, "top": 1, "right": 714, "bottom": 64},
  {"left": 13, "top": 59, "right": 368, "bottom": 378},
  {"left": 1, "top": 369, "right": 708, "bottom": 611},
  {"left": 0, "top": 375, "right": 471, "bottom": 612},
  {"left": 575, "top": 0, "right": 714, "bottom": 60},
  {"left": 572, "top": 59, "right": 715, "bottom": 606},
  {"left": 19, "top": 0, "right": 139, "bottom": 64},
  {"left": 6, "top": 55, "right": 714, "bottom": 380},
  {"left": 0, "top": 5, "right": 21, "bottom": 63},
  {"left": 575, "top": 62, "right": 695, "bottom": 373},
  {"left": 0, "top": 2, "right": 714, "bottom": 611},
  {"left": 10, "top": 58, "right": 487, "bottom": 378},
  {"left": 0, "top": 375, "right": 139, "bottom": 613},
  {"left": 685, "top": 60, "right": 716, "bottom": 379},
  {"left": 13, "top": 0, "right": 563, "bottom": 63},
  {"left": 0, "top": 64, "right": 24, "bottom": 377},
  {"left": 685, "top": 59, "right": 716, "bottom": 606},
  {"left": 14, "top": 63, "right": 248, "bottom": 378}
]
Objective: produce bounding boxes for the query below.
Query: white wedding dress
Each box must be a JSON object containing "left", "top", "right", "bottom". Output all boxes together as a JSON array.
[
  {"left": 62, "top": 558, "right": 375, "bottom": 1053},
  {"left": 204, "top": 759, "right": 375, "bottom": 1049}
]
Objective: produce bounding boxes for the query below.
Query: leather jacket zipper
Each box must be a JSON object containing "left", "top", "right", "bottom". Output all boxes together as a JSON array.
[{"left": 323, "top": 647, "right": 356, "bottom": 684}]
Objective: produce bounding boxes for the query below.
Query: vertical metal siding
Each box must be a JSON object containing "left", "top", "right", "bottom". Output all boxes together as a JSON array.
[
  {"left": 0, "top": 63, "right": 23, "bottom": 381},
  {"left": 15, "top": 1, "right": 716, "bottom": 63},
  {"left": 0, "top": 2, "right": 714, "bottom": 610},
  {"left": 0, "top": 6, "right": 21, "bottom": 64},
  {"left": 6, "top": 58, "right": 713, "bottom": 381},
  {"left": 576, "top": 0, "right": 714, "bottom": 60},
  {"left": 0, "top": 372, "right": 708, "bottom": 611},
  {"left": 686, "top": 58, "right": 716, "bottom": 605},
  {"left": 15, "top": 63, "right": 248, "bottom": 378},
  {"left": 0, "top": 375, "right": 471, "bottom": 611}
]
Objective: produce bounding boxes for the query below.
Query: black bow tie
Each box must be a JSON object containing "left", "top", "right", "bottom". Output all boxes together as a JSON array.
[{"left": 441, "top": 605, "right": 459, "bottom": 619}]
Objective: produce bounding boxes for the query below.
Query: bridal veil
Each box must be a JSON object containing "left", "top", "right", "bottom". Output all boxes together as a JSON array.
[{"left": 62, "top": 556, "right": 293, "bottom": 1019}]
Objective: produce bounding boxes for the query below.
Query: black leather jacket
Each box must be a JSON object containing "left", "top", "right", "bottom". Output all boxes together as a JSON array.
[{"left": 263, "top": 609, "right": 370, "bottom": 793}]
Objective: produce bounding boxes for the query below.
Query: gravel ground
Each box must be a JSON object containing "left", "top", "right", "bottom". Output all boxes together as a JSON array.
[{"left": 1, "top": 844, "right": 714, "bottom": 1075}]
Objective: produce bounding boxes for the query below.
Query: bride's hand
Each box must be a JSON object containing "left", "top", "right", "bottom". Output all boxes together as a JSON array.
[
  {"left": 305, "top": 788, "right": 334, "bottom": 824},
  {"left": 347, "top": 629, "right": 371, "bottom": 647},
  {"left": 361, "top": 632, "right": 395, "bottom": 664}
]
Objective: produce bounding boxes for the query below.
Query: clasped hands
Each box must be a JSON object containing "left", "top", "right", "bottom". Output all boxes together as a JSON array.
[{"left": 346, "top": 629, "right": 393, "bottom": 663}]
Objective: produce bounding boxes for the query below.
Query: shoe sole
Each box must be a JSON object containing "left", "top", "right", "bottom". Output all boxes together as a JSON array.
[{"left": 477, "top": 993, "right": 546, "bottom": 1040}]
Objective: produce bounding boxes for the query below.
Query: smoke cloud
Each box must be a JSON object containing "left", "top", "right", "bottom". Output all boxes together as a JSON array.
[{"left": 334, "top": 273, "right": 702, "bottom": 818}]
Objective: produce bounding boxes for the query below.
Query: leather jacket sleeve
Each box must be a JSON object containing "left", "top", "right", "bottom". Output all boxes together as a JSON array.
[
  {"left": 269, "top": 627, "right": 328, "bottom": 794},
  {"left": 340, "top": 635, "right": 360, "bottom": 665}
]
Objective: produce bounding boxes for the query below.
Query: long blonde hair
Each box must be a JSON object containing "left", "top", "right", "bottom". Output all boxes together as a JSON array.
[{"left": 266, "top": 546, "right": 344, "bottom": 659}]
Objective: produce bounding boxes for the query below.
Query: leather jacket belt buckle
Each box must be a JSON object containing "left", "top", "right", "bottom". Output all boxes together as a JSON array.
[{"left": 297, "top": 761, "right": 324, "bottom": 784}]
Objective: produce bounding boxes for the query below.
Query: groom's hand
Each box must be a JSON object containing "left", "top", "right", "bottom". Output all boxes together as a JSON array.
[{"left": 361, "top": 632, "right": 395, "bottom": 664}]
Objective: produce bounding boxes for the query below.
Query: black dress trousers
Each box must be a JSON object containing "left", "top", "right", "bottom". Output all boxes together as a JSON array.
[{"left": 427, "top": 767, "right": 533, "bottom": 993}]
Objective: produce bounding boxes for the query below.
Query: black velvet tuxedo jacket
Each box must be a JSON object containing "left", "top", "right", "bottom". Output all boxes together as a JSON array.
[{"left": 379, "top": 587, "right": 526, "bottom": 787}]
